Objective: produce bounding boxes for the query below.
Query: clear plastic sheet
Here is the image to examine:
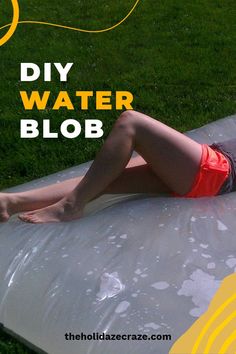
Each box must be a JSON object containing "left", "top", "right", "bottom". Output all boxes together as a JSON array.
[{"left": 0, "top": 115, "right": 236, "bottom": 354}]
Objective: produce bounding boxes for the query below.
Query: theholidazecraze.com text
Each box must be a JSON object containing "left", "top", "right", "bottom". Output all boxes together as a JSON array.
[{"left": 64, "top": 331, "right": 172, "bottom": 341}]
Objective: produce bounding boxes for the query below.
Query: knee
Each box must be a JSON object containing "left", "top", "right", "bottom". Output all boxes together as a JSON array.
[
  {"left": 114, "top": 110, "right": 137, "bottom": 134},
  {"left": 119, "top": 109, "right": 137, "bottom": 121}
]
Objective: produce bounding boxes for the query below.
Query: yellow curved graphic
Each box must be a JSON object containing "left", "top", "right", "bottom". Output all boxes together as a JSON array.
[
  {"left": 204, "top": 310, "right": 236, "bottom": 352},
  {"left": 0, "top": 0, "right": 140, "bottom": 46},
  {"left": 169, "top": 273, "right": 236, "bottom": 354},
  {"left": 219, "top": 328, "right": 236, "bottom": 354},
  {"left": 0, "top": 0, "right": 19, "bottom": 46}
]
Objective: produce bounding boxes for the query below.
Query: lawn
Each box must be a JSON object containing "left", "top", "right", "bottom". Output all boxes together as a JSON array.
[
  {"left": 0, "top": 0, "right": 236, "bottom": 352},
  {"left": 0, "top": 328, "right": 37, "bottom": 354}
]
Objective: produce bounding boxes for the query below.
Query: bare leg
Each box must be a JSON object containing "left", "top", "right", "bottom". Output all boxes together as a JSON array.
[
  {"left": 19, "top": 110, "right": 202, "bottom": 223},
  {"left": 0, "top": 177, "right": 83, "bottom": 222},
  {"left": 0, "top": 156, "right": 170, "bottom": 222}
]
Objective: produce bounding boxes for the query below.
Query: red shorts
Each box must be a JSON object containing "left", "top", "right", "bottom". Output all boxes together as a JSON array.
[{"left": 173, "top": 144, "right": 230, "bottom": 198}]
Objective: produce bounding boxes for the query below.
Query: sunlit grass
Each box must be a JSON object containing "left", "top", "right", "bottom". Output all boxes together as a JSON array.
[{"left": 0, "top": 0, "right": 236, "bottom": 351}]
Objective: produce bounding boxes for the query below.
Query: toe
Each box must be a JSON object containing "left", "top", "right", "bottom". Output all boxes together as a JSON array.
[
  {"left": 18, "top": 214, "right": 28, "bottom": 221},
  {"left": 18, "top": 214, "right": 35, "bottom": 223},
  {"left": 26, "top": 215, "right": 38, "bottom": 223},
  {"left": 31, "top": 216, "right": 41, "bottom": 224}
]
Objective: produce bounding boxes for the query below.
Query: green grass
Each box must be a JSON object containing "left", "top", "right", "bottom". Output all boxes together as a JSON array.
[
  {"left": 0, "top": 328, "right": 37, "bottom": 354},
  {"left": 0, "top": 0, "right": 235, "bottom": 190},
  {"left": 0, "top": 0, "right": 236, "bottom": 352}
]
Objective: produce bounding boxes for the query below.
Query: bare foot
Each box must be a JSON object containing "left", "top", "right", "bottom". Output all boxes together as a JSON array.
[
  {"left": 0, "top": 193, "right": 17, "bottom": 222},
  {"left": 18, "top": 197, "right": 84, "bottom": 224}
]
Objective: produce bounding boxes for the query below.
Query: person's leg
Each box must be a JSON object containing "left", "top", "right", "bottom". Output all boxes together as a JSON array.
[
  {"left": 19, "top": 110, "right": 202, "bottom": 223},
  {"left": 0, "top": 177, "right": 83, "bottom": 222},
  {"left": 0, "top": 155, "right": 170, "bottom": 222},
  {"left": 105, "top": 162, "right": 171, "bottom": 194}
]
